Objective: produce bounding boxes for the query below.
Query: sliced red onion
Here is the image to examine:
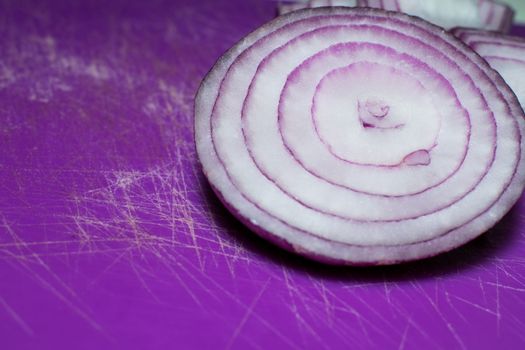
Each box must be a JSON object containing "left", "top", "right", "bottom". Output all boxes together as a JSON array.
[
  {"left": 195, "top": 8, "right": 525, "bottom": 265},
  {"left": 278, "top": 0, "right": 514, "bottom": 32},
  {"left": 452, "top": 27, "right": 525, "bottom": 108}
]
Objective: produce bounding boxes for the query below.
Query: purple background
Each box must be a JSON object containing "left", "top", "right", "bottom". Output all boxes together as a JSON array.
[{"left": 1, "top": 1, "right": 525, "bottom": 349}]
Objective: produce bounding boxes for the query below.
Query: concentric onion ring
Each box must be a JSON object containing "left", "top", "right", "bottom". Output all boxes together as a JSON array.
[{"left": 195, "top": 8, "right": 525, "bottom": 265}]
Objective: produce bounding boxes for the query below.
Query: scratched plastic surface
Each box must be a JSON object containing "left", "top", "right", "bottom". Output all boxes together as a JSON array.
[{"left": 2, "top": 1, "right": 525, "bottom": 349}]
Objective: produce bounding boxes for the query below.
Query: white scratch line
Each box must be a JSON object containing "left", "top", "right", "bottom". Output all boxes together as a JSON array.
[
  {"left": 414, "top": 282, "right": 466, "bottom": 350},
  {"left": 398, "top": 319, "right": 410, "bottom": 350},
  {"left": 451, "top": 295, "right": 497, "bottom": 316},
  {"left": 384, "top": 279, "right": 391, "bottom": 305},
  {"left": 485, "top": 282, "right": 525, "bottom": 293},
  {"left": 225, "top": 279, "right": 270, "bottom": 350},
  {"left": 478, "top": 276, "right": 487, "bottom": 304},
  {"left": 2, "top": 217, "right": 103, "bottom": 333},
  {"left": 495, "top": 270, "right": 501, "bottom": 335},
  {"left": 444, "top": 291, "right": 468, "bottom": 323},
  {"left": 0, "top": 296, "right": 34, "bottom": 336}
]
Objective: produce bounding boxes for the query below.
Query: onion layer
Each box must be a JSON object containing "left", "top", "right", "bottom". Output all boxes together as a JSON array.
[
  {"left": 278, "top": 0, "right": 514, "bottom": 32},
  {"left": 453, "top": 27, "right": 525, "bottom": 108},
  {"left": 195, "top": 8, "right": 525, "bottom": 265}
]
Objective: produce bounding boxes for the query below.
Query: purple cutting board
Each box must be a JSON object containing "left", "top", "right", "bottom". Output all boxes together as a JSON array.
[{"left": 2, "top": 1, "right": 525, "bottom": 349}]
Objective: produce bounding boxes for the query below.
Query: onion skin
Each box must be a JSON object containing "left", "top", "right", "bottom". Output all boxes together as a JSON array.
[
  {"left": 195, "top": 8, "right": 525, "bottom": 265},
  {"left": 278, "top": 0, "right": 514, "bottom": 32},
  {"left": 452, "top": 27, "right": 525, "bottom": 108}
]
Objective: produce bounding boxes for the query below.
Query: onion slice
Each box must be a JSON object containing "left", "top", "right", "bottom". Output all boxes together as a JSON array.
[
  {"left": 452, "top": 27, "right": 525, "bottom": 108},
  {"left": 278, "top": 0, "right": 514, "bottom": 32},
  {"left": 195, "top": 8, "right": 525, "bottom": 265}
]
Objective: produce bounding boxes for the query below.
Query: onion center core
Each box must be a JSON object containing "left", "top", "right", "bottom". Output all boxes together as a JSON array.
[{"left": 312, "top": 62, "right": 439, "bottom": 166}]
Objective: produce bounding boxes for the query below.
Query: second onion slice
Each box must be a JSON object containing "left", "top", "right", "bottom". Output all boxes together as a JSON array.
[
  {"left": 195, "top": 8, "right": 525, "bottom": 265},
  {"left": 278, "top": 0, "right": 514, "bottom": 32},
  {"left": 453, "top": 27, "right": 525, "bottom": 108}
]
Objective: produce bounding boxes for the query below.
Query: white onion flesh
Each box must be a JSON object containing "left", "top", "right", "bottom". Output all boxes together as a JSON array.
[
  {"left": 453, "top": 28, "right": 525, "bottom": 108},
  {"left": 278, "top": 0, "right": 514, "bottom": 32},
  {"left": 195, "top": 8, "right": 525, "bottom": 265}
]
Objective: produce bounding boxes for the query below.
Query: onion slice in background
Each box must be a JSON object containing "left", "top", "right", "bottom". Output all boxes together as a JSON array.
[
  {"left": 452, "top": 27, "right": 525, "bottom": 108},
  {"left": 195, "top": 8, "right": 525, "bottom": 265},
  {"left": 278, "top": 0, "right": 514, "bottom": 32}
]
